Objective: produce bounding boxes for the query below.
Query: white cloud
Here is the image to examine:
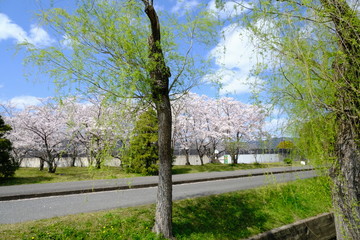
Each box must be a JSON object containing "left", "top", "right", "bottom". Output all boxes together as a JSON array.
[
  {"left": 211, "top": 23, "right": 264, "bottom": 71},
  {"left": 27, "top": 24, "right": 55, "bottom": 47},
  {"left": 0, "top": 13, "right": 27, "bottom": 42},
  {"left": 0, "top": 13, "right": 54, "bottom": 47},
  {"left": 9, "top": 96, "right": 42, "bottom": 109},
  {"left": 263, "top": 118, "right": 289, "bottom": 138},
  {"left": 171, "top": 0, "right": 200, "bottom": 15},
  {"left": 205, "top": 68, "right": 262, "bottom": 95},
  {"left": 208, "top": 23, "right": 268, "bottom": 95},
  {"left": 60, "top": 34, "right": 76, "bottom": 49}
]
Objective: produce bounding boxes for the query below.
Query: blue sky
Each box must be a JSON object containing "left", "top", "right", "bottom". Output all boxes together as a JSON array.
[
  {"left": 0, "top": 0, "right": 264, "bottom": 106},
  {"left": 1, "top": 0, "right": 61, "bottom": 106},
  {"left": 2, "top": 0, "right": 359, "bottom": 137},
  {"left": 0, "top": 0, "right": 288, "bottom": 136}
]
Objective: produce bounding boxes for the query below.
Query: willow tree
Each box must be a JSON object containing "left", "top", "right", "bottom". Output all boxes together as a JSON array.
[
  {"left": 24, "top": 0, "right": 216, "bottom": 238},
  {"left": 216, "top": 0, "right": 359, "bottom": 238}
]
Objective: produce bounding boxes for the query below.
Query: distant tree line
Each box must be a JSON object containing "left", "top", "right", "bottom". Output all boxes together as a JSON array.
[{"left": 1, "top": 93, "right": 266, "bottom": 175}]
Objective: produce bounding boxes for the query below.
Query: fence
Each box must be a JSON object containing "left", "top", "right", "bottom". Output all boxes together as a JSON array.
[{"left": 20, "top": 153, "right": 284, "bottom": 168}]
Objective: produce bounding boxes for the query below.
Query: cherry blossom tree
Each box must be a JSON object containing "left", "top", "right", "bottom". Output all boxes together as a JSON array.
[
  {"left": 172, "top": 93, "right": 266, "bottom": 165},
  {"left": 60, "top": 99, "right": 89, "bottom": 167},
  {"left": 8, "top": 99, "right": 68, "bottom": 173},
  {"left": 3, "top": 97, "right": 134, "bottom": 171},
  {"left": 216, "top": 97, "right": 265, "bottom": 164},
  {"left": 173, "top": 93, "right": 213, "bottom": 165},
  {"left": 172, "top": 96, "right": 195, "bottom": 165},
  {"left": 1, "top": 104, "right": 30, "bottom": 167},
  {"left": 62, "top": 97, "right": 134, "bottom": 168}
]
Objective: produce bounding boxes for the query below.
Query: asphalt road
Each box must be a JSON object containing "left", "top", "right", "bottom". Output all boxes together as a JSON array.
[{"left": 0, "top": 170, "right": 316, "bottom": 224}]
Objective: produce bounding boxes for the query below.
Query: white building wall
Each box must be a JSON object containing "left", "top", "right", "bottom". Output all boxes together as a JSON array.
[
  {"left": 19, "top": 154, "right": 281, "bottom": 168},
  {"left": 20, "top": 157, "right": 121, "bottom": 168},
  {"left": 173, "top": 155, "right": 211, "bottom": 165},
  {"left": 219, "top": 154, "right": 281, "bottom": 164}
]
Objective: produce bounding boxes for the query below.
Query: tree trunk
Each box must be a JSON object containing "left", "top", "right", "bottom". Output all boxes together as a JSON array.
[
  {"left": 47, "top": 157, "right": 57, "bottom": 173},
  {"left": 71, "top": 157, "right": 76, "bottom": 167},
  {"left": 142, "top": 1, "right": 173, "bottom": 238},
  {"left": 39, "top": 159, "right": 44, "bottom": 171},
  {"left": 208, "top": 143, "right": 220, "bottom": 164},
  {"left": 331, "top": 117, "right": 360, "bottom": 239},
  {"left": 320, "top": 1, "right": 360, "bottom": 239},
  {"left": 48, "top": 163, "right": 57, "bottom": 173},
  {"left": 210, "top": 154, "right": 220, "bottom": 164},
  {"left": 229, "top": 148, "right": 239, "bottom": 165},
  {"left": 153, "top": 96, "right": 173, "bottom": 238},
  {"left": 70, "top": 152, "right": 77, "bottom": 167},
  {"left": 95, "top": 158, "right": 101, "bottom": 169},
  {"left": 199, "top": 154, "right": 204, "bottom": 166},
  {"left": 184, "top": 149, "right": 190, "bottom": 165}
]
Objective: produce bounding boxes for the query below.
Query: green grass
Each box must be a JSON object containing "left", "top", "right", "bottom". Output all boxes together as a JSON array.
[
  {"left": 0, "top": 177, "right": 332, "bottom": 240},
  {"left": 172, "top": 162, "right": 291, "bottom": 174},
  {"left": 0, "top": 162, "right": 292, "bottom": 186},
  {"left": 0, "top": 166, "right": 140, "bottom": 186}
]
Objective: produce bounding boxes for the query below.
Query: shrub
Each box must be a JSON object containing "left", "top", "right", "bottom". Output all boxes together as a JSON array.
[
  {"left": 283, "top": 158, "right": 293, "bottom": 165},
  {"left": 122, "top": 108, "right": 159, "bottom": 176},
  {"left": 0, "top": 115, "right": 18, "bottom": 178}
]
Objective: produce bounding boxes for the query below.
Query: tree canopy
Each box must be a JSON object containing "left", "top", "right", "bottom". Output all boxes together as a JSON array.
[
  {"left": 22, "top": 1, "right": 218, "bottom": 238},
  {"left": 24, "top": 0, "right": 217, "bottom": 103},
  {"left": 216, "top": 0, "right": 360, "bottom": 238}
]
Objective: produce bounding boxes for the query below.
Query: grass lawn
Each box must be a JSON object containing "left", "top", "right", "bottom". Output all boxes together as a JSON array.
[
  {"left": 0, "top": 166, "right": 140, "bottom": 186},
  {"left": 0, "top": 162, "right": 293, "bottom": 186},
  {"left": 0, "top": 177, "right": 332, "bottom": 240},
  {"left": 172, "top": 162, "right": 294, "bottom": 174}
]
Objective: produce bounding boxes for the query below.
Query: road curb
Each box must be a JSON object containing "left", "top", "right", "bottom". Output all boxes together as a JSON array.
[
  {"left": 0, "top": 167, "right": 315, "bottom": 201},
  {"left": 246, "top": 212, "right": 335, "bottom": 240}
]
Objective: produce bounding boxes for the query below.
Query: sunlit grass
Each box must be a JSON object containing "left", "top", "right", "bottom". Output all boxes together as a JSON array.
[
  {"left": 1, "top": 162, "right": 298, "bottom": 186},
  {"left": 0, "top": 177, "right": 332, "bottom": 240},
  {"left": 172, "top": 162, "right": 293, "bottom": 174},
  {"left": 0, "top": 166, "right": 139, "bottom": 186}
]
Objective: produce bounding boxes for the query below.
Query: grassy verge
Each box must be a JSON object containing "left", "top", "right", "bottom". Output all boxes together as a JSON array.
[
  {"left": 0, "top": 162, "right": 292, "bottom": 186},
  {"left": 0, "top": 177, "right": 332, "bottom": 240},
  {"left": 172, "top": 162, "right": 292, "bottom": 174},
  {"left": 0, "top": 166, "right": 140, "bottom": 186}
]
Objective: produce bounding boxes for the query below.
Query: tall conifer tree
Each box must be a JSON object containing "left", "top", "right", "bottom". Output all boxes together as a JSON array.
[{"left": 0, "top": 115, "right": 17, "bottom": 178}]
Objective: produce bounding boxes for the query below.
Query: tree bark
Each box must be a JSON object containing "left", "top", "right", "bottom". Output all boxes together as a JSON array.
[
  {"left": 331, "top": 117, "right": 360, "bottom": 239},
  {"left": 320, "top": 0, "right": 360, "bottom": 239},
  {"left": 231, "top": 153, "right": 237, "bottom": 165},
  {"left": 39, "top": 158, "right": 44, "bottom": 171},
  {"left": 184, "top": 149, "right": 190, "bottom": 165},
  {"left": 70, "top": 156, "right": 76, "bottom": 167},
  {"left": 153, "top": 96, "right": 173, "bottom": 238},
  {"left": 95, "top": 158, "right": 101, "bottom": 169},
  {"left": 47, "top": 162, "right": 57, "bottom": 173},
  {"left": 199, "top": 154, "right": 204, "bottom": 165},
  {"left": 142, "top": 1, "right": 173, "bottom": 238}
]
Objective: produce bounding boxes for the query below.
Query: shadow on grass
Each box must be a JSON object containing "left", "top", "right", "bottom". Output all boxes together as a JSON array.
[
  {"left": 172, "top": 163, "right": 270, "bottom": 175},
  {"left": 173, "top": 192, "right": 268, "bottom": 239},
  {"left": 0, "top": 176, "right": 54, "bottom": 186},
  {"left": 172, "top": 168, "right": 193, "bottom": 175}
]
